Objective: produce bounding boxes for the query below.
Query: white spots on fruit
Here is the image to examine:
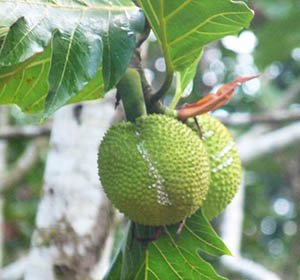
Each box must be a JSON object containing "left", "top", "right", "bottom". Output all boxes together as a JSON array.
[
  {"left": 135, "top": 130, "right": 172, "bottom": 206},
  {"left": 212, "top": 141, "right": 235, "bottom": 160},
  {"left": 212, "top": 157, "right": 234, "bottom": 173},
  {"left": 201, "top": 130, "right": 214, "bottom": 140}
]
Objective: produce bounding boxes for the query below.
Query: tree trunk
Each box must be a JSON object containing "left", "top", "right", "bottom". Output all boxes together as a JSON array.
[{"left": 25, "top": 93, "right": 122, "bottom": 280}]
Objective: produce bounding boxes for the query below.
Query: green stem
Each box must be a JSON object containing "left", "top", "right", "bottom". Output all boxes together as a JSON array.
[
  {"left": 117, "top": 68, "right": 147, "bottom": 122},
  {"left": 149, "top": 100, "right": 177, "bottom": 118},
  {"left": 169, "top": 75, "right": 183, "bottom": 110}
]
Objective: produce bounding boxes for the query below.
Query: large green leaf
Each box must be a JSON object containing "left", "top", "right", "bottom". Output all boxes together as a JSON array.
[
  {"left": 138, "top": 0, "right": 253, "bottom": 106},
  {"left": 105, "top": 210, "right": 230, "bottom": 280},
  {"left": 0, "top": 0, "right": 144, "bottom": 116}
]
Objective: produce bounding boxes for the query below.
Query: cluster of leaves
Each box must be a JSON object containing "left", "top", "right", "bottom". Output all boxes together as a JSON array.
[
  {"left": 0, "top": 0, "right": 255, "bottom": 278},
  {"left": 106, "top": 210, "right": 230, "bottom": 280},
  {"left": 0, "top": 0, "right": 253, "bottom": 116},
  {"left": 0, "top": 0, "right": 145, "bottom": 116}
]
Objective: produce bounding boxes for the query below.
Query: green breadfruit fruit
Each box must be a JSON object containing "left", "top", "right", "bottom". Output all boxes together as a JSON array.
[
  {"left": 98, "top": 114, "right": 210, "bottom": 226},
  {"left": 188, "top": 114, "right": 242, "bottom": 220}
]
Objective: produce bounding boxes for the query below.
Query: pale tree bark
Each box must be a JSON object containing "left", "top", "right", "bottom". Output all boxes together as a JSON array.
[
  {"left": 24, "top": 92, "right": 123, "bottom": 280},
  {"left": 221, "top": 183, "right": 281, "bottom": 280},
  {"left": 1, "top": 256, "right": 28, "bottom": 280}
]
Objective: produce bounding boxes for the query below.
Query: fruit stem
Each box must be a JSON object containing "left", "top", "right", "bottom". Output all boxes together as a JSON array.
[{"left": 117, "top": 68, "right": 147, "bottom": 122}]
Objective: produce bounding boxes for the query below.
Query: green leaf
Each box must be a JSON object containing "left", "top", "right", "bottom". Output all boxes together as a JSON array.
[
  {"left": 104, "top": 223, "right": 149, "bottom": 280},
  {"left": 0, "top": 0, "right": 145, "bottom": 116},
  {"left": 138, "top": 0, "right": 254, "bottom": 107},
  {"left": 0, "top": 47, "right": 51, "bottom": 113},
  {"left": 105, "top": 210, "right": 230, "bottom": 280},
  {"left": 170, "top": 57, "right": 201, "bottom": 110},
  {"left": 104, "top": 241, "right": 124, "bottom": 279}
]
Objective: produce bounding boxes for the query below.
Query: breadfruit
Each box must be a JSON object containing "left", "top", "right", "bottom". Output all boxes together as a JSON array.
[
  {"left": 188, "top": 114, "right": 242, "bottom": 220},
  {"left": 98, "top": 114, "right": 210, "bottom": 226}
]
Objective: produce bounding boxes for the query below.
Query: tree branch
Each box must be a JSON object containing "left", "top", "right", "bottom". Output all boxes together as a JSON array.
[
  {"left": 219, "top": 108, "right": 300, "bottom": 280},
  {"left": 25, "top": 95, "right": 121, "bottom": 279},
  {"left": 220, "top": 179, "right": 282, "bottom": 280},
  {"left": 221, "top": 256, "right": 282, "bottom": 280},
  {"left": 217, "top": 109, "right": 300, "bottom": 126},
  {"left": 0, "top": 123, "right": 51, "bottom": 140},
  {"left": 0, "top": 139, "right": 46, "bottom": 191},
  {"left": 220, "top": 180, "right": 245, "bottom": 256},
  {"left": 219, "top": 118, "right": 300, "bottom": 280},
  {"left": 238, "top": 121, "right": 300, "bottom": 164},
  {"left": 232, "top": 75, "right": 300, "bottom": 143},
  {"left": 273, "top": 75, "right": 300, "bottom": 110}
]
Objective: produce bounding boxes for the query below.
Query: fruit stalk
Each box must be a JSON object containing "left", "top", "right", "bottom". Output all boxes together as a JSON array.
[{"left": 117, "top": 68, "right": 147, "bottom": 122}]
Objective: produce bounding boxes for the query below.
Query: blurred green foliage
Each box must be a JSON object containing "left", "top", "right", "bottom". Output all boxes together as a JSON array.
[{"left": 3, "top": 138, "right": 45, "bottom": 265}]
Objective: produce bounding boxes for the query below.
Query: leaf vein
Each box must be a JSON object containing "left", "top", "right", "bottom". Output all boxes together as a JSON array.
[
  {"left": 0, "top": 84, "right": 7, "bottom": 98},
  {"left": 147, "top": 267, "right": 160, "bottom": 280},
  {"left": 184, "top": 225, "right": 224, "bottom": 254},
  {"left": 1, "top": 13, "right": 47, "bottom": 61},
  {"left": 169, "top": 11, "right": 250, "bottom": 46},
  {"left": 47, "top": 20, "right": 81, "bottom": 109},
  {"left": 165, "top": 0, "right": 193, "bottom": 21},
  {"left": 195, "top": 30, "right": 236, "bottom": 36},
  {"left": 23, "top": 62, "right": 46, "bottom": 100},
  {"left": 12, "top": 70, "right": 25, "bottom": 101},
  {"left": 152, "top": 242, "right": 183, "bottom": 279},
  {"left": 172, "top": 47, "right": 201, "bottom": 65},
  {"left": 165, "top": 231, "right": 213, "bottom": 279},
  {"left": 144, "top": 0, "right": 160, "bottom": 27}
]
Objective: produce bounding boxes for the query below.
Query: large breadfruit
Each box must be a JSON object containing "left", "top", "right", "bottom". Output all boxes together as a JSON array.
[
  {"left": 188, "top": 114, "right": 242, "bottom": 220},
  {"left": 98, "top": 114, "right": 210, "bottom": 226}
]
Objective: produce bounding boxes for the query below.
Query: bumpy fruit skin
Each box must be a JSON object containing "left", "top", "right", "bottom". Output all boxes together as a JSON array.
[
  {"left": 98, "top": 114, "right": 210, "bottom": 226},
  {"left": 188, "top": 114, "right": 242, "bottom": 220}
]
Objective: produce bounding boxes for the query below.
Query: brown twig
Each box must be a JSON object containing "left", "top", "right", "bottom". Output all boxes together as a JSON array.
[
  {"left": 0, "top": 123, "right": 51, "bottom": 140},
  {"left": 217, "top": 109, "right": 300, "bottom": 126},
  {"left": 0, "top": 138, "right": 47, "bottom": 190},
  {"left": 274, "top": 76, "right": 300, "bottom": 110}
]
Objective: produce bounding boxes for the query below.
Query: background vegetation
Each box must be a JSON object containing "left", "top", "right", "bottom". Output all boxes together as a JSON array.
[{"left": 0, "top": 0, "right": 300, "bottom": 279}]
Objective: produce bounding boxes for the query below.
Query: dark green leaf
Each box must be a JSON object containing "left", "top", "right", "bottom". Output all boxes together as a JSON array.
[
  {"left": 45, "top": 27, "right": 103, "bottom": 117},
  {"left": 0, "top": 47, "right": 51, "bottom": 113},
  {"left": 138, "top": 0, "right": 253, "bottom": 105},
  {"left": 105, "top": 210, "right": 230, "bottom": 280},
  {"left": 0, "top": 0, "right": 145, "bottom": 115},
  {"left": 175, "top": 210, "right": 231, "bottom": 257}
]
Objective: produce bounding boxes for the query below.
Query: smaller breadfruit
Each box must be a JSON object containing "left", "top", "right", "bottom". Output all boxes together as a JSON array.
[
  {"left": 98, "top": 114, "right": 210, "bottom": 226},
  {"left": 187, "top": 114, "right": 242, "bottom": 220}
]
